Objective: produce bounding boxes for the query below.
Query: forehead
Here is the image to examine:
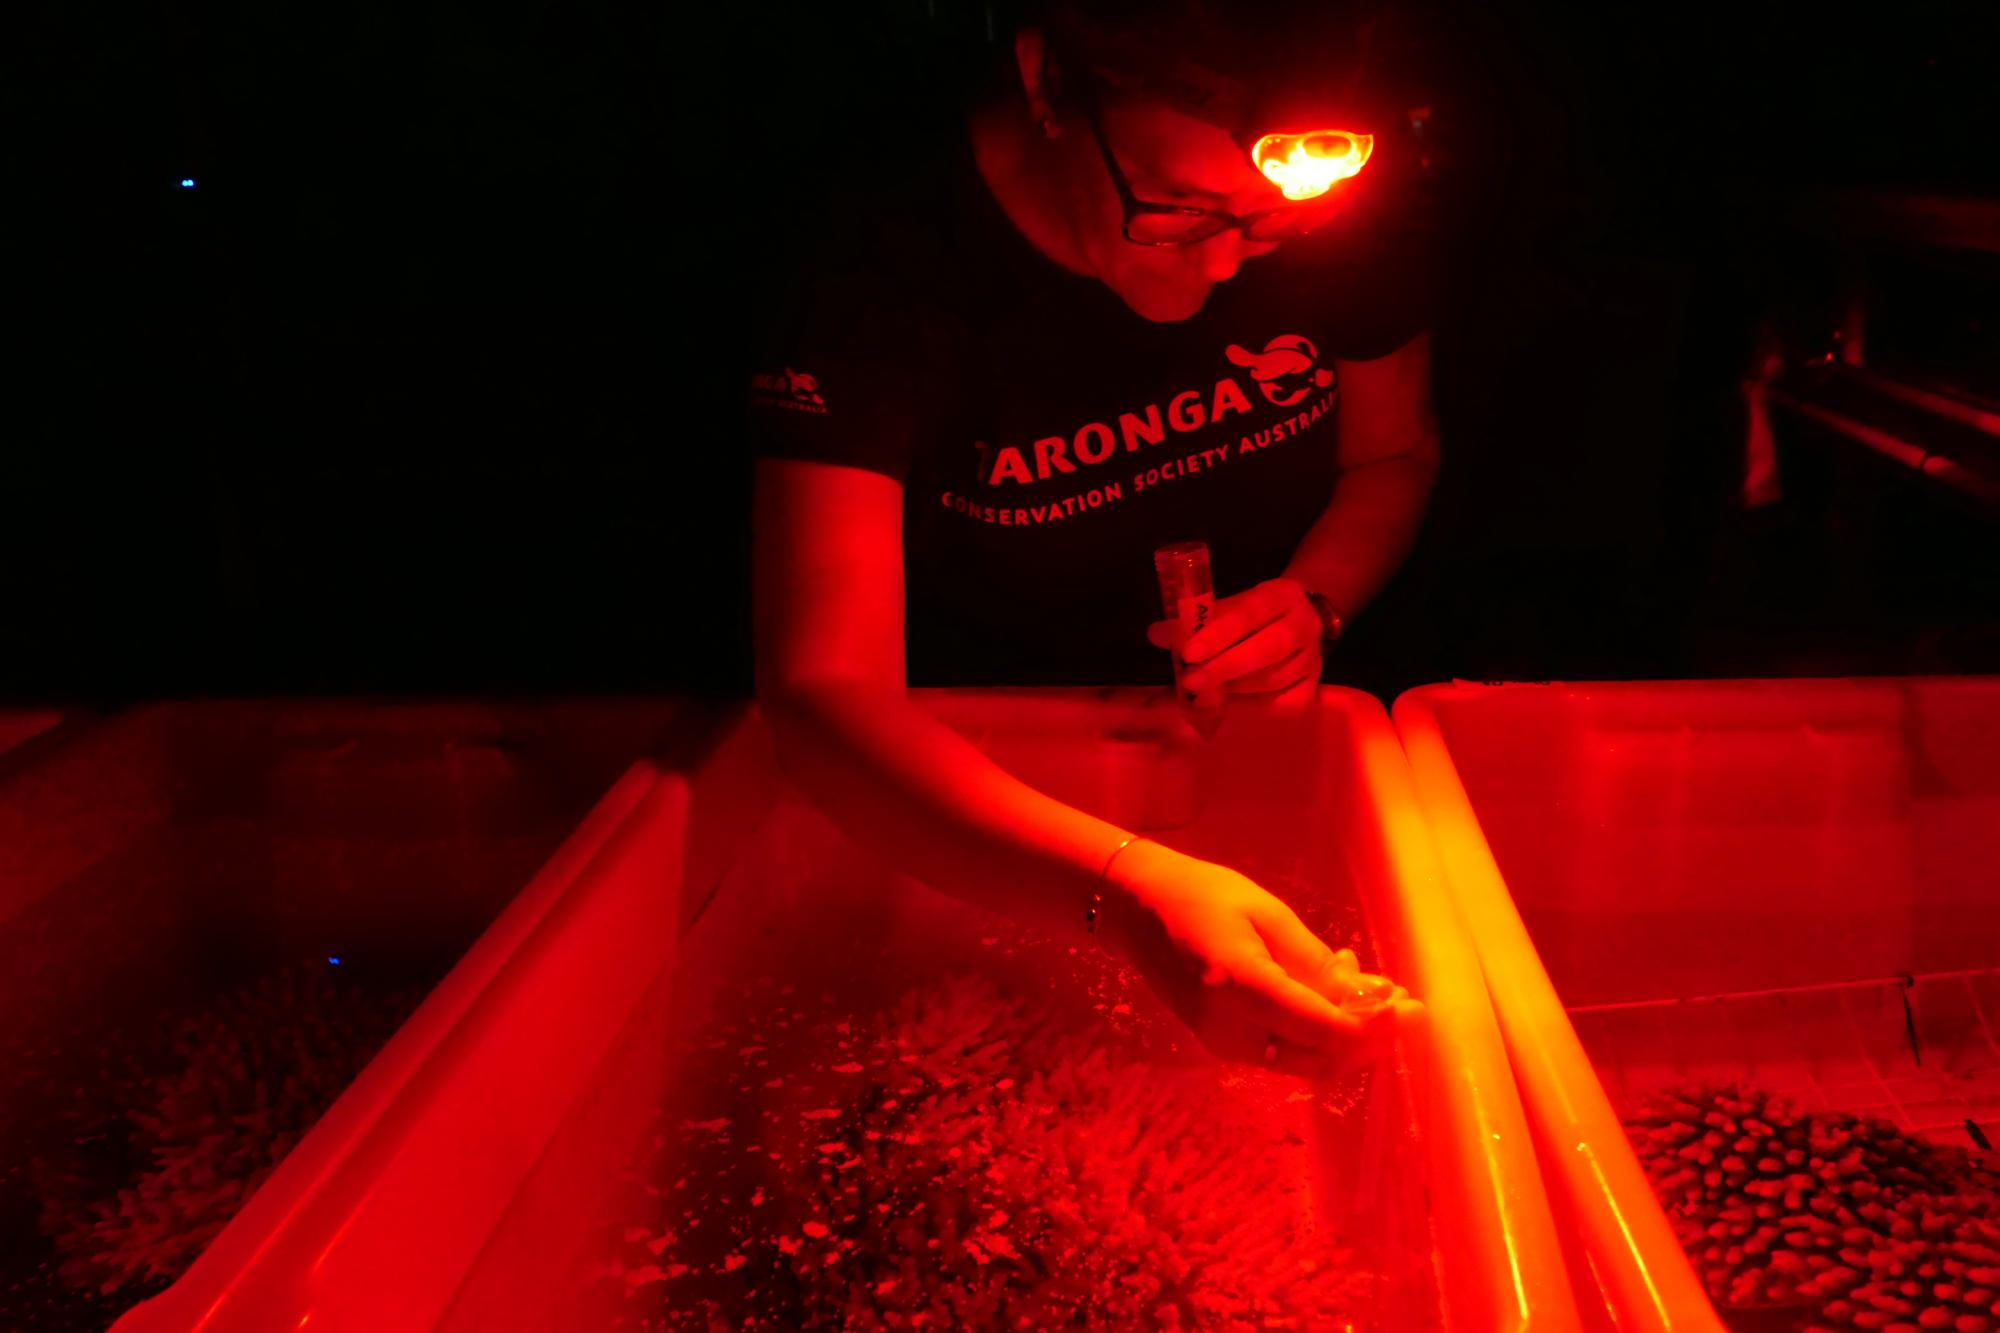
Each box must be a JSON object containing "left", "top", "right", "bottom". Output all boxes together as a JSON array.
[{"left": 1097, "top": 96, "right": 1272, "bottom": 200}]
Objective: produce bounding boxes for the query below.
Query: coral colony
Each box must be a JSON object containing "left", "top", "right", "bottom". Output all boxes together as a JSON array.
[
  {"left": 1629, "top": 1084, "right": 2000, "bottom": 1332},
  {"left": 34, "top": 963, "right": 417, "bottom": 1300},
  {"left": 603, "top": 974, "right": 1408, "bottom": 1331}
]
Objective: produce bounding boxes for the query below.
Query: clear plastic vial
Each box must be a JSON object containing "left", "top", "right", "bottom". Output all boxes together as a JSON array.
[{"left": 1154, "top": 541, "right": 1223, "bottom": 732}]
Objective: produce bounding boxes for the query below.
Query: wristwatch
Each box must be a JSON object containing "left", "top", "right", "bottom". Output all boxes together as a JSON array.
[{"left": 1304, "top": 590, "right": 1345, "bottom": 643}]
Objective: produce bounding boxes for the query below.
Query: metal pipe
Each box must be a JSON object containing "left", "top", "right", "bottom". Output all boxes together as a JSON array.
[
  {"left": 1841, "top": 366, "right": 2000, "bottom": 440},
  {"left": 1767, "top": 385, "right": 2000, "bottom": 508},
  {"left": 1798, "top": 191, "right": 2000, "bottom": 257}
]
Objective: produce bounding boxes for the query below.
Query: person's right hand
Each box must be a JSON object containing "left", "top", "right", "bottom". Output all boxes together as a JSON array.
[{"left": 1094, "top": 837, "right": 1417, "bottom": 1079}]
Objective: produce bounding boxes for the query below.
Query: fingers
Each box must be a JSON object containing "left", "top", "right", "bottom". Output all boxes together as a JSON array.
[
  {"left": 1253, "top": 903, "right": 1347, "bottom": 987},
  {"left": 1341, "top": 980, "right": 1409, "bottom": 1020},
  {"left": 1128, "top": 853, "right": 1415, "bottom": 1081},
  {"left": 1182, "top": 620, "right": 1311, "bottom": 697},
  {"left": 1251, "top": 903, "right": 1373, "bottom": 1002},
  {"left": 1239, "top": 956, "right": 1366, "bottom": 1050},
  {"left": 1250, "top": 903, "right": 1403, "bottom": 1047},
  {"left": 1225, "top": 646, "right": 1320, "bottom": 696},
  {"left": 1207, "top": 962, "right": 1394, "bottom": 1082},
  {"left": 1191, "top": 945, "right": 1413, "bottom": 1079},
  {"left": 1272, "top": 668, "right": 1320, "bottom": 712},
  {"left": 1181, "top": 580, "right": 1299, "bottom": 666},
  {"left": 1146, "top": 618, "right": 1180, "bottom": 651}
]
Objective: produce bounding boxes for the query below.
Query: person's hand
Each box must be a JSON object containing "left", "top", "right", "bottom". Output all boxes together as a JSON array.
[
  {"left": 1096, "top": 837, "right": 1417, "bottom": 1078},
  {"left": 1147, "top": 576, "right": 1323, "bottom": 715}
]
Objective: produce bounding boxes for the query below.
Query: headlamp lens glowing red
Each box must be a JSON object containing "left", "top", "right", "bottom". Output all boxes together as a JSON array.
[{"left": 1250, "top": 130, "right": 1374, "bottom": 200}]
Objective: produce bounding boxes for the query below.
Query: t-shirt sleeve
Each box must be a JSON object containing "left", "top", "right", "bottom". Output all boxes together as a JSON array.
[{"left": 745, "top": 231, "right": 928, "bottom": 483}]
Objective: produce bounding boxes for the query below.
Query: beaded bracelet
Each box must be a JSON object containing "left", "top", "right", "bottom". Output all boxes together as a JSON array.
[{"left": 1088, "top": 834, "right": 1146, "bottom": 935}]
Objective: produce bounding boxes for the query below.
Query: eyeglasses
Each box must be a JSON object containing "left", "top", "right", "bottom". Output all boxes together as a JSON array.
[{"left": 1080, "top": 85, "right": 1340, "bottom": 247}]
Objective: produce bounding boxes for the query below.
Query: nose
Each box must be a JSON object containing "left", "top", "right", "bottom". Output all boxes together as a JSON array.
[{"left": 1195, "top": 234, "right": 1251, "bottom": 284}]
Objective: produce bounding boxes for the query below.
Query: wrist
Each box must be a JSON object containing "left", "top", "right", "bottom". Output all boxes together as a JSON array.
[
  {"left": 1091, "top": 835, "right": 1179, "bottom": 959},
  {"left": 1303, "top": 588, "right": 1344, "bottom": 643},
  {"left": 1278, "top": 571, "right": 1345, "bottom": 643}
]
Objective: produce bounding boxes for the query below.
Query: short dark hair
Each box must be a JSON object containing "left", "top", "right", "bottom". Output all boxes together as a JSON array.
[{"left": 1001, "top": 0, "right": 1394, "bottom": 128}]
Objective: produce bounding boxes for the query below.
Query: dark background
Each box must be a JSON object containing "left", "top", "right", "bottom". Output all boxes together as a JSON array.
[{"left": 9, "top": 0, "right": 1998, "bottom": 703}]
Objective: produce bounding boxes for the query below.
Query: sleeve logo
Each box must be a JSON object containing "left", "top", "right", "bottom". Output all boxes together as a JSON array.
[{"left": 750, "top": 366, "right": 829, "bottom": 415}]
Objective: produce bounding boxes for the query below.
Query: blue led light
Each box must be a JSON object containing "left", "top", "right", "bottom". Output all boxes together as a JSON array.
[
  {"left": 180, "top": 178, "right": 196, "bottom": 189},
  {"left": 328, "top": 955, "right": 342, "bottom": 966}
]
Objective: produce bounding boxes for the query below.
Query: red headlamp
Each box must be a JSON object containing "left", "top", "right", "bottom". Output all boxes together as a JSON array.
[
  {"left": 1248, "top": 128, "right": 1375, "bottom": 200},
  {"left": 1049, "top": 13, "right": 1381, "bottom": 205}
]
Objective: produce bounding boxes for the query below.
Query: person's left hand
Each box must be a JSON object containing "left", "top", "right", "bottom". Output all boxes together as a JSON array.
[{"left": 1147, "top": 576, "right": 1323, "bottom": 714}]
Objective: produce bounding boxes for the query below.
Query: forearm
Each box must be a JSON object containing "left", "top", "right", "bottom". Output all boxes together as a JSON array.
[
  {"left": 1282, "top": 454, "right": 1438, "bottom": 621},
  {"left": 760, "top": 681, "right": 1132, "bottom": 938}
]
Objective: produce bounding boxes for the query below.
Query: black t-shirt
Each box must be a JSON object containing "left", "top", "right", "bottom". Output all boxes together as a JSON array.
[{"left": 748, "top": 107, "right": 1434, "bottom": 686}]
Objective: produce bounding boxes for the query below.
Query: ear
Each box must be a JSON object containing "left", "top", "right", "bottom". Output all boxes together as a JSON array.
[{"left": 1013, "top": 26, "right": 1063, "bottom": 137}]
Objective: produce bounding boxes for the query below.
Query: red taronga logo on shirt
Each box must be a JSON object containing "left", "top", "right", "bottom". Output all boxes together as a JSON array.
[
  {"left": 750, "top": 366, "right": 828, "bottom": 415},
  {"left": 1227, "top": 335, "right": 1337, "bottom": 407},
  {"left": 973, "top": 333, "right": 1339, "bottom": 487}
]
